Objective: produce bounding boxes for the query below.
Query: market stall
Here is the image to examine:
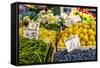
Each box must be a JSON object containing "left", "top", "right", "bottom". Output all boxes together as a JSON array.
[{"left": 18, "top": 4, "right": 96, "bottom": 64}]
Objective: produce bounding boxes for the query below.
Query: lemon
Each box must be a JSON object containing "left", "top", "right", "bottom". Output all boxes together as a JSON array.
[
  {"left": 62, "top": 33, "right": 68, "bottom": 37},
  {"left": 79, "top": 33, "right": 84, "bottom": 40},
  {"left": 74, "top": 26, "right": 79, "bottom": 34},
  {"left": 88, "top": 29, "right": 94, "bottom": 36},
  {"left": 68, "top": 34, "right": 74, "bottom": 38},
  {"left": 82, "top": 22, "right": 86, "bottom": 27},
  {"left": 77, "top": 29, "right": 81, "bottom": 34},
  {"left": 87, "top": 41, "right": 92, "bottom": 46},
  {"left": 74, "top": 29, "right": 80, "bottom": 34},
  {"left": 89, "top": 35, "right": 95, "bottom": 41},
  {"left": 87, "top": 24, "right": 90, "bottom": 29},
  {"left": 93, "top": 41, "right": 96, "bottom": 46},
  {"left": 81, "top": 41, "right": 86, "bottom": 46},
  {"left": 89, "top": 22, "right": 95, "bottom": 26},
  {"left": 91, "top": 25, "right": 96, "bottom": 30},
  {"left": 83, "top": 24, "right": 88, "bottom": 29},
  {"left": 83, "top": 35, "right": 88, "bottom": 42},
  {"left": 67, "top": 28, "right": 73, "bottom": 34},
  {"left": 68, "top": 24, "right": 73, "bottom": 28},
  {"left": 79, "top": 33, "right": 84, "bottom": 37},
  {"left": 74, "top": 26, "right": 79, "bottom": 30},
  {"left": 79, "top": 27, "right": 83, "bottom": 32},
  {"left": 79, "top": 23, "right": 82, "bottom": 27},
  {"left": 82, "top": 29, "right": 87, "bottom": 34},
  {"left": 85, "top": 34, "right": 88, "bottom": 36}
]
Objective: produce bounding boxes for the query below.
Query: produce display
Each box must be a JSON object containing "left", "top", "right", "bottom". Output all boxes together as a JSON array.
[
  {"left": 58, "top": 22, "right": 96, "bottom": 48},
  {"left": 71, "top": 8, "right": 95, "bottom": 23},
  {"left": 18, "top": 4, "right": 97, "bottom": 64}
]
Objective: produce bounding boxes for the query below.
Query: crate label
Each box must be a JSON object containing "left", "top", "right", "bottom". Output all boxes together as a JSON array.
[
  {"left": 64, "top": 35, "right": 80, "bottom": 52},
  {"left": 23, "top": 21, "right": 39, "bottom": 39}
]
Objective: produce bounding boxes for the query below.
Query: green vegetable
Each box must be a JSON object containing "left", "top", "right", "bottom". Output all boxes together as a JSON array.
[
  {"left": 19, "top": 36, "right": 51, "bottom": 64},
  {"left": 40, "top": 23, "right": 60, "bottom": 31},
  {"left": 45, "top": 24, "right": 60, "bottom": 31}
]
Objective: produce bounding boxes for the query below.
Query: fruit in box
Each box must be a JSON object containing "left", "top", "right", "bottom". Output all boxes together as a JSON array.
[
  {"left": 87, "top": 41, "right": 92, "bottom": 46},
  {"left": 88, "top": 29, "right": 95, "bottom": 36},
  {"left": 67, "top": 28, "right": 73, "bottom": 34},
  {"left": 89, "top": 35, "right": 95, "bottom": 41},
  {"left": 93, "top": 41, "right": 96, "bottom": 45},
  {"left": 71, "top": 8, "right": 95, "bottom": 23},
  {"left": 58, "top": 22, "right": 96, "bottom": 47},
  {"left": 83, "top": 35, "right": 89, "bottom": 42},
  {"left": 81, "top": 41, "right": 86, "bottom": 46}
]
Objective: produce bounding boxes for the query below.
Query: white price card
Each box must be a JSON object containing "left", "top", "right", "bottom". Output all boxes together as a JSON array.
[
  {"left": 66, "top": 18, "right": 74, "bottom": 26},
  {"left": 64, "top": 35, "right": 81, "bottom": 52},
  {"left": 72, "top": 15, "right": 82, "bottom": 22},
  {"left": 23, "top": 28, "right": 38, "bottom": 39},
  {"left": 28, "top": 21, "right": 39, "bottom": 30},
  {"left": 23, "top": 21, "right": 39, "bottom": 39},
  {"left": 65, "top": 15, "right": 81, "bottom": 26}
]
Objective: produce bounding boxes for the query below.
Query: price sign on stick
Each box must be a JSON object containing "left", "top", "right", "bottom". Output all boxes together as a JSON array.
[
  {"left": 64, "top": 35, "right": 81, "bottom": 52},
  {"left": 23, "top": 21, "right": 39, "bottom": 39}
]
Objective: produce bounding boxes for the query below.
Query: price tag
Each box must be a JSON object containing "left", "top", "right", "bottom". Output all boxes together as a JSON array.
[
  {"left": 64, "top": 35, "right": 80, "bottom": 52},
  {"left": 72, "top": 15, "right": 82, "bottom": 22},
  {"left": 66, "top": 18, "right": 74, "bottom": 26},
  {"left": 23, "top": 21, "right": 39, "bottom": 39},
  {"left": 28, "top": 21, "right": 39, "bottom": 30},
  {"left": 65, "top": 15, "right": 81, "bottom": 26}
]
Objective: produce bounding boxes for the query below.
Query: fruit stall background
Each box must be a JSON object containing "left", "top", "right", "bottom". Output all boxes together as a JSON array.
[{"left": 18, "top": 4, "right": 97, "bottom": 65}]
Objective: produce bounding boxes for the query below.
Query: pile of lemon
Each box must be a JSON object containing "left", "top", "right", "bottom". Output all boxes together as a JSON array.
[{"left": 58, "top": 22, "right": 96, "bottom": 47}]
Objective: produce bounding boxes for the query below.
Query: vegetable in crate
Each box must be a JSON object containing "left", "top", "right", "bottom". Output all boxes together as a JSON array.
[
  {"left": 39, "top": 28, "right": 57, "bottom": 51},
  {"left": 35, "top": 9, "right": 59, "bottom": 24},
  {"left": 71, "top": 8, "right": 96, "bottom": 23},
  {"left": 40, "top": 23, "right": 60, "bottom": 31},
  {"left": 19, "top": 36, "right": 51, "bottom": 64}
]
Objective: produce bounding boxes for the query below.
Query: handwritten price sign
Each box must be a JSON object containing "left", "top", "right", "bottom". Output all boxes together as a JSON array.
[
  {"left": 64, "top": 35, "right": 81, "bottom": 52},
  {"left": 23, "top": 21, "right": 39, "bottom": 39}
]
